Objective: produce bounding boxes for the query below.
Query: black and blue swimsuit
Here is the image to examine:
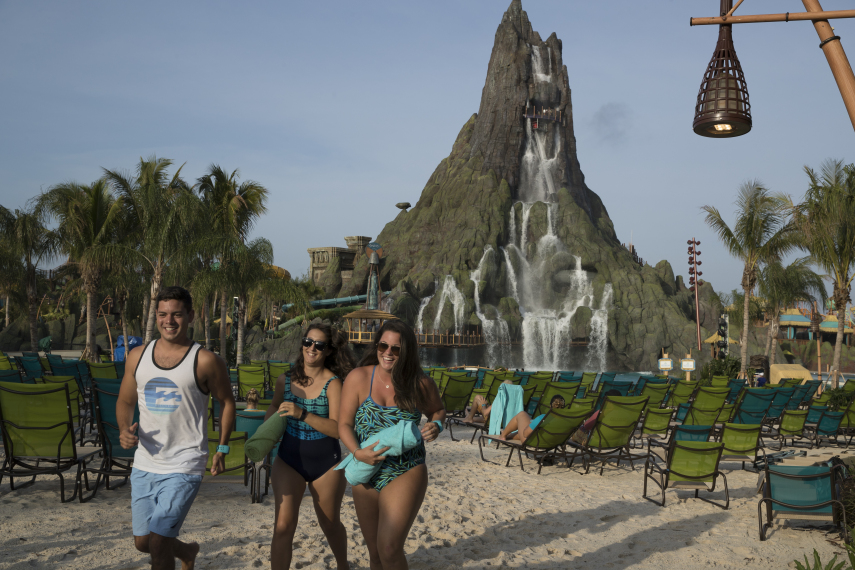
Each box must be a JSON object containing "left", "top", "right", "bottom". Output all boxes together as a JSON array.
[
  {"left": 277, "top": 375, "right": 341, "bottom": 482},
  {"left": 354, "top": 367, "right": 426, "bottom": 491}
]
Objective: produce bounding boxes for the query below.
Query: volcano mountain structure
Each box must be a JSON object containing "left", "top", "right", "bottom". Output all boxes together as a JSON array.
[{"left": 333, "top": 0, "right": 720, "bottom": 370}]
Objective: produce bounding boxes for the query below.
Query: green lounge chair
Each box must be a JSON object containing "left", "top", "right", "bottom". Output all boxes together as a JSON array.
[
  {"left": 683, "top": 405, "right": 723, "bottom": 428},
  {"left": 88, "top": 361, "right": 119, "bottom": 380},
  {"left": 268, "top": 362, "right": 291, "bottom": 381},
  {"left": 837, "top": 398, "right": 855, "bottom": 445},
  {"left": 785, "top": 385, "right": 810, "bottom": 410},
  {"left": 639, "top": 383, "right": 669, "bottom": 409},
  {"left": 478, "top": 408, "right": 589, "bottom": 474},
  {"left": 38, "top": 375, "right": 89, "bottom": 445},
  {"left": 533, "top": 382, "right": 579, "bottom": 416},
  {"left": 237, "top": 365, "right": 266, "bottom": 400},
  {"left": 633, "top": 407, "right": 675, "bottom": 448},
  {"left": 758, "top": 464, "right": 847, "bottom": 541},
  {"left": 205, "top": 431, "right": 255, "bottom": 501},
  {"left": 440, "top": 376, "right": 478, "bottom": 441},
  {"left": 643, "top": 440, "right": 729, "bottom": 508},
  {"left": 842, "top": 378, "right": 855, "bottom": 393},
  {"left": 566, "top": 395, "right": 649, "bottom": 475},
  {"left": 811, "top": 392, "right": 831, "bottom": 408},
  {"left": 667, "top": 380, "right": 697, "bottom": 409},
  {"left": 693, "top": 386, "right": 730, "bottom": 411},
  {"left": 0, "top": 356, "right": 15, "bottom": 371},
  {"left": 0, "top": 382, "right": 99, "bottom": 502},
  {"left": 568, "top": 397, "right": 596, "bottom": 413},
  {"left": 767, "top": 410, "right": 809, "bottom": 449},
  {"left": 710, "top": 375, "right": 730, "bottom": 387},
  {"left": 580, "top": 372, "right": 597, "bottom": 390},
  {"left": 779, "top": 378, "right": 802, "bottom": 388},
  {"left": 648, "top": 423, "right": 715, "bottom": 461},
  {"left": 717, "top": 423, "right": 764, "bottom": 470},
  {"left": 79, "top": 378, "right": 139, "bottom": 502}
]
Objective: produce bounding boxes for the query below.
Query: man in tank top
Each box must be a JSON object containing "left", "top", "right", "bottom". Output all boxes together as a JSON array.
[{"left": 117, "top": 286, "right": 235, "bottom": 570}]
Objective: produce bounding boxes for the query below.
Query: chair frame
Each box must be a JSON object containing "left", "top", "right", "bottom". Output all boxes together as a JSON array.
[{"left": 643, "top": 439, "right": 729, "bottom": 509}]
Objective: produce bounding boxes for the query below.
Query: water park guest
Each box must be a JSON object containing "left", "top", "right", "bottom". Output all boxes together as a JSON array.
[
  {"left": 265, "top": 323, "right": 356, "bottom": 570},
  {"left": 265, "top": 324, "right": 354, "bottom": 570},
  {"left": 460, "top": 379, "right": 517, "bottom": 424},
  {"left": 117, "top": 286, "right": 235, "bottom": 570},
  {"left": 339, "top": 319, "right": 446, "bottom": 570},
  {"left": 497, "top": 394, "right": 566, "bottom": 441},
  {"left": 245, "top": 388, "right": 260, "bottom": 410}
]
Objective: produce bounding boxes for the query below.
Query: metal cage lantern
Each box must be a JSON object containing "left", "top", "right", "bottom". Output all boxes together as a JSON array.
[{"left": 693, "top": 0, "right": 752, "bottom": 138}]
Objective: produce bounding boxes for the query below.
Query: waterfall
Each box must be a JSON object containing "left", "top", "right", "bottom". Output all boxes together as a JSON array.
[
  {"left": 415, "top": 278, "right": 438, "bottom": 332},
  {"left": 381, "top": 296, "right": 393, "bottom": 313},
  {"left": 432, "top": 275, "right": 466, "bottom": 334},
  {"left": 494, "top": 43, "right": 612, "bottom": 371},
  {"left": 585, "top": 284, "right": 613, "bottom": 371},
  {"left": 471, "top": 246, "right": 511, "bottom": 364}
]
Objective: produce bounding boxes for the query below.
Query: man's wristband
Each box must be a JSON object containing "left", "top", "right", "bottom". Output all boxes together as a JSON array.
[{"left": 432, "top": 419, "right": 443, "bottom": 433}]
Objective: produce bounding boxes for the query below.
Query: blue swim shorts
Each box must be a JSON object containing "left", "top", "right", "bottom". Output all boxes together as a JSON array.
[{"left": 131, "top": 468, "right": 203, "bottom": 538}]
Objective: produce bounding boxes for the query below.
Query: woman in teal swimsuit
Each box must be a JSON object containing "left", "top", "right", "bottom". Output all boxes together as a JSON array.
[{"left": 339, "top": 320, "right": 445, "bottom": 570}]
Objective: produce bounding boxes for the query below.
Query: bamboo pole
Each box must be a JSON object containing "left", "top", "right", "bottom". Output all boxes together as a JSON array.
[{"left": 690, "top": 9, "right": 855, "bottom": 26}]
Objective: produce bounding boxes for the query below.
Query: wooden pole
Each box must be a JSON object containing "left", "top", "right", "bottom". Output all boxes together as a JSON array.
[{"left": 691, "top": 9, "right": 855, "bottom": 25}]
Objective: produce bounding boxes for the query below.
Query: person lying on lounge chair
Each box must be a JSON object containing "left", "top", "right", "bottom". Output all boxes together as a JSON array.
[
  {"left": 496, "top": 395, "right": 567, "bottom": 441},
  {"left": 461, "top": 380, "right": 517, "bottom": 424}
]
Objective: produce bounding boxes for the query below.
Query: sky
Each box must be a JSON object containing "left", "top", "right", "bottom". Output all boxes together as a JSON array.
[{"left": 1, "top": 0, "right": 852, "bottom": 296}]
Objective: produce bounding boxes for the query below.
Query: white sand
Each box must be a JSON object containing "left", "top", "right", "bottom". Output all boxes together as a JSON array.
[{"left": 1, "top": 431, "right": 850, "bottom": 569}]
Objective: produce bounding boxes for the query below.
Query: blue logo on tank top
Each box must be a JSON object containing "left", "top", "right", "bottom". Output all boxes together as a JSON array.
[{"left": 144, "top": 377, "right": 182, "bottom": 415}]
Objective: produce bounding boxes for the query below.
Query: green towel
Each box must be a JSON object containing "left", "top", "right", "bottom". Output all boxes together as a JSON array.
[{"left": 245, "top": 413, "right": 287, "bottom": 462}]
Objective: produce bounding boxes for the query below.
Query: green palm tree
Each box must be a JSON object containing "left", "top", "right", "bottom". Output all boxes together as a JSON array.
[
  {"left": 703, "top": 181, "right": 796, "bottom": 378},
  {"left": 102, "top": 156, "right": 197, "bottom": 343},
  {"left": 0, "top": 206, "right": 61, "bottom": 350},
  {"left": 787, "top": 160, "right": 855, "bottom": 388},
  {"left": 196, "top": 164, "right": 268, "bottom": 359},
  {"left": 37, "top": 179, "right": 125, "bottom": 360},
  {"left": 757, "top": 258, "right": 826, "bottom": 363},
  {"left": 0, "top": 207, "right": 25, "bottom": 329}
]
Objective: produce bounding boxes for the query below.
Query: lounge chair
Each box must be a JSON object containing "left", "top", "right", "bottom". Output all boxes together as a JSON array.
[
  {"left": 726, "top": 379, "right": 747, "bottom": 403},
  {"left": 88, "top": 361, "right": 119, "bottom": 380},
  {"left": 0, "top": 382, "right": 99, "bottom": 502},
  {"left": 233, "top": 411, "right": 268, "bottom": 503},
  {"left": 731, "top": 388, "right": 774, "bottom": 424},
  {"left": 440, "top": 376, "right": 478, "bottom": 441},
  {"left": 79, "top": 378, "right": 139, "bottom": 502},
  {"left": 764, "top": 387, "right": 796, "bottom": 424},
  {"left": 716, "top": 423, "right": 764, "bottom": 470},
  {"left": 633, "top": 407, "right": 675, "bottom": 448},
  {"left": 0, "top": 369, "right": 22, "bottom": 382},
  {"left": 532, "top": 382, "right": 579, "bottom": 416},
  {"left": 205, "top": 431, "right": 255, "bottom": 501},
  {"left": 806, "top": 411, "right": 845, "bottom": 448},
  {"left": 667, "top": 380, "right": 697, "bottom": 409},
  {"left": 647, "top": 423, "right": 715, "bottom": 461},
  {"left": 478, "top": 408, "right": 589, "bottom": 474},
  {"left": 237, "top": 365, "right": 265, "bottom": 400},
  {"left": 639, "top": 383, "right": 669, "bottom": 409},
  {"left": 269, "top": 362, "right": 291, "bottom": 381},
  {"left": 16, "top": 356, "right": 44, "bottom": 383},
  {"left": 837, "top": 399, "right": 855, "bottom": 445},
  {"left": 766, "top": 409, "right": 809, "bottom": 449},
  {"left": 758, "top": 464, "right": 848, "bottom": 541},
  {"left": 38, "top": 375, "right": 90, "bottom": 445},
  {"left": 566, "top": 395, "right": 649, "bottom": 475},
  {"left": 644, "top": 440, "right": 729, "bottom": 508}
]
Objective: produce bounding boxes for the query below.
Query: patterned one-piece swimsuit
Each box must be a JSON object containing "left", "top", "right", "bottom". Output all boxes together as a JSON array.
[
  {"left": 354, "top": 367, "right": 426, "bottom": 491},
  {"left": 277, "top": 375, "right": 341, "bottom": 482}
]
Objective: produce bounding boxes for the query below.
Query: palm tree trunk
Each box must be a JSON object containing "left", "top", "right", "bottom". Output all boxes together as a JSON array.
[
  {"left": 144, "top": 267, "right": 163, "bottom": 344},
  {"left": 27, "top": 293, "right": 39, "bottom": 352},
  {"left": 764, "top": 316, "right": 773, "bottom": 359},
  {"left": 120, "top": 298, "right": 130, "bottom": 363},
  {"left": 219, "top": 290, "right": 229, "bottom": 359},
  {"left": 741, "top": 284, "right": 751, "bottom": 379},
  {"left": 84, "top": 291, "right": 96, "bottom": 362},
  {"left": 770, "top": 322, "right": 779, "bottom": 365},
  {"left": 141, "top": 294, "right": 149, "bottom": 339},
  {"left": 833, "top": 304, "right": 846, "bottom": 389},
  {"left": 203, "top": 296, "right": 211, "bottom": 350},
  {"left": 236, "top": 295, "right": 246, "bottom": 365},
  {"left": 5, "top": 294, "right": 9, "bottom": 328}
]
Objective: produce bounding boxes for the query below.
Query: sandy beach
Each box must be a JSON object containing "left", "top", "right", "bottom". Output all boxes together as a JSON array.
[{"left": 1, "top": 429, "right": 849, "bottom": 570}]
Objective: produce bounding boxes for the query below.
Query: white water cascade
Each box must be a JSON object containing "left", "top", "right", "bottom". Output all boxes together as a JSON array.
[
  {"left": 415, "top": 278, "right": 438, "bottom": 332},
  {"left": 470, "top": 246, "right": 511, "bottom": 364},
  {"left": 585, "top": 284, "right": 613, "bottom": 371},
  {"left": 432, "top": 275, "right": 466, "bottom": 334},
  {"left": 498, "top": 43, "right": 612, "bottom": 371}
]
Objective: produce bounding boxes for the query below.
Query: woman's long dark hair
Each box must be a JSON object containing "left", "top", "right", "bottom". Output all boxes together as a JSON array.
[
  {"left": 358, "top": 319, "right": 430, "bottom": 412},
  {"left": 292, "top": 323, "right": 356, "bottom": 386}
]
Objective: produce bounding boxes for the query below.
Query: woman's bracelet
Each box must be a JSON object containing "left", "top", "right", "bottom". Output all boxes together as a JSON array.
[{"left": 432, "top": 419, "right": 443, "bottom": 433}]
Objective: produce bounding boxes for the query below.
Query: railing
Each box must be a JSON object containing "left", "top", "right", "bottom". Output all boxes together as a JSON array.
[{"left": 416, "top": 332, "right": 485, "bottom": 347}]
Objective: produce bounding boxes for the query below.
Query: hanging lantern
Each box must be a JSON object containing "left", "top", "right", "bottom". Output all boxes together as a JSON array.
[{"left": 692, "top": 0, "right": 752, "bottom": 138}]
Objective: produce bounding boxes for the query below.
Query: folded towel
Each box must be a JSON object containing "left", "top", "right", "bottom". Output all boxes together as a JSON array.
[
  {"left": 488, "top": 384, "right": 524, "bottom": 435},
  {"left": 335, "top": 421, "right": 422, "bottom": 485},
  {"left": 245, "top": 413, "right": 287, "bottom": 462}
]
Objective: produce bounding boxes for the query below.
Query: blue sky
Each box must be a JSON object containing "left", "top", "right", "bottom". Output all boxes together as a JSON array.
[{"left": 1, "top": 1, "right": 852, "bottom": 296}]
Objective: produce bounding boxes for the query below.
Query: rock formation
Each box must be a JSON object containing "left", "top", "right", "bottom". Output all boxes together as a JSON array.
[{"left": 331, "top": 0, "right": 722, "bottom": 370}]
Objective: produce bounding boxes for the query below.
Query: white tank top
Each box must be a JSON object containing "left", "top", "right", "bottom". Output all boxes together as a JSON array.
[{"left": 133, "top": 340, "right": 209, "bottom": 475}]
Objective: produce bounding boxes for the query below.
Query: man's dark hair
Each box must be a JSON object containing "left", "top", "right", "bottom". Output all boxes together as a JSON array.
[{"left": 155, "top": 286, "right": 193, "bottom": 313}]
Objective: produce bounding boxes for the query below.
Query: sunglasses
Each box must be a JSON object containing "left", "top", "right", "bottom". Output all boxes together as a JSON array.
[
  {"left": 377, "top": 341, "right": 401, "bottom": 356},
  {"left": 302, "top": 337, "right": 328, "bottom": 351}
]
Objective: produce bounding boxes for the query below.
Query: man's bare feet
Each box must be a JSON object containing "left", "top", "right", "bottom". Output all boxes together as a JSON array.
[{"left": 179, "top": 542, "right": 199, "bottom": 570}]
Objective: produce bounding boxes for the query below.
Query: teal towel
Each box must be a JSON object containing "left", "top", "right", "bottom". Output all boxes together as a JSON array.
[
  {"left": 335, "top": 421, "right": 422, "bottom": 485},
  {"left": 488, "top": 384, "right": 524, "bottom": 435}
]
